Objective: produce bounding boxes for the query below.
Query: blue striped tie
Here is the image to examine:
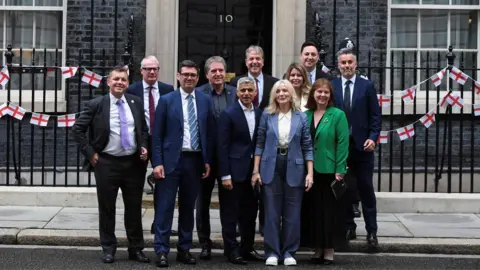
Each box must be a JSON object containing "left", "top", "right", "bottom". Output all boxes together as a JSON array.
[{"left": 186, "top": 94, "right": 199, "bottom": 150}]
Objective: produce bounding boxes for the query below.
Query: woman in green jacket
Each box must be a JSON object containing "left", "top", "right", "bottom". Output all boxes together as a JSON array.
[{"left": 300, "top": 78, "right": 349, "bottom": 264}]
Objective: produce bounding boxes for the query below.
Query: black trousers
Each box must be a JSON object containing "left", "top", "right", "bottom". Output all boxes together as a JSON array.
[
  {"left": 218, "top": 178, "right": 258, "bottom": 256},
  {"left": 94, "top": 152, "right": 145, "bottom": 254},
  {"left": 195, "top": 172, "right": 217, "bottom": 248}
]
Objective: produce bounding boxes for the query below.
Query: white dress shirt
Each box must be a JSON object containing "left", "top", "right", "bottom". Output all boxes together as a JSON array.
[
  {"left": 248, "top": 72, "right": 264, "bottom": 103},
  {"left": 142, "top": 80, "right": 160, "bottom": 132},
  {"left": 278, "top": 110, "right": 291, "bottom": 147},
  {"left": 180, "top": 88, "right": 198, "bottom": 151},
  {"left": 341, "top": 75, "right": 356, "bottom": 104},
  {"left": 103, "top": 93, "right": 137, "bottom": 156},
  {"left": 221, "top": 100, "right": 256, "bottom": 181}
]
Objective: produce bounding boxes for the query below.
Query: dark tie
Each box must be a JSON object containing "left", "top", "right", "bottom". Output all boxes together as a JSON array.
[
  {"left": 186, "top": 94, "right": 199, "bottom": 150},
  {"left": 344, "top": 80, "right": 352, "bottom": 125},
  {"left": 253, "top": 78, "right": 259, "bottom": 107},
  {"left": 116, "top": 99, "right": 131, "bottom": 150},
  {"left": 148, "top": 86, "right": 155, "bottom": 135}
]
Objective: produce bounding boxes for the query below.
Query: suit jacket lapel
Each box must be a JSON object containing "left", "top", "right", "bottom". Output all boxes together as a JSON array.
[
  {"left": 269, "top": 113, "right": 279, "bottom": 139},
  {"left": 315, "top": 107, "right": 332, "bottom": 139},
  {"left": 234, "top": 102, "right": 251, "bottom": 142},
  {"left": 173, "top": 90, "right": 184, "bottom": 129},
  {"left": 352, "top": 79, "right": 360, "bottom": 110},
  {"left": 334, "top": 80, "right": 343, "bottom": 110},
  {"left": 126, "top": 96, "right": 140, "bottom": 128},
  {"left": 102, "top": 95, "right": 111, "bottom": 131},
  {"left": 288, "top": 111, "right": 300, "bottom": 143}
]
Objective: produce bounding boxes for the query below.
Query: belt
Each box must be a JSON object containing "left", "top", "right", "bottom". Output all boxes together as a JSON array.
[{"left": 277, "top": 147, "right": 288, "bottom": 156}]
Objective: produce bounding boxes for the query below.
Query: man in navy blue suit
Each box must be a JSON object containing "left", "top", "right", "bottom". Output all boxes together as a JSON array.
[
  {"left": 333, "top": 48, "right": 381, "bottom": 248},
  {"left": 126, "top": 55, "right": 174, "bottom": 235},
  {"left": 195, "top": 56, "right": 236, "bottom": 260},
  {"left": 151, "top": 60, "right": 214, "bottom": 267},
  {"left": 217, "top": 77, "right": 262, "bottom": 265}
]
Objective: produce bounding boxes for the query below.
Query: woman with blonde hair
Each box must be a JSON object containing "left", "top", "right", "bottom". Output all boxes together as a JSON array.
[
  {"left": 285, "top": 63, "right": 311, "bottom": 111},
  {"left": 252, "top": 79, "right": 313, "bottom": 266}
]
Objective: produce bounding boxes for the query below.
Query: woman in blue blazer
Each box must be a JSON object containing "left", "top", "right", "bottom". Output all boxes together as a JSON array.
[{"left": 252, "top": 79, "right": 314, "bottom": 266}]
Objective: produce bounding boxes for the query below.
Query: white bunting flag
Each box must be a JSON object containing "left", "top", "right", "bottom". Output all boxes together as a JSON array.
[
  {"left": 81, "top": 70, "right": 103, "bottom": 87},
  {"left": 473, "top": 104, "right": 480, "bottom": 116},
  {"left": 321, "top": 65, "right": 329, "bottom": 74},
  {"left": 6, "top": 103, "right": 26, "bottom": 120},
  {"left": 446, "top": 92, "right": 464, "bottom": 109},
  {"left": 377, "top": 95, "right": 391, "bottom": 108},
  {"left": 431, "top": 69, "right": 445, "bottom": 87},
  {"left": 401, "top": 87, "right": 416, "bottom": 102},
  {"left": 378, "top": 131, "right": 388, "bottom": 144},
  {"left": 30, "top": 113, "right": 50, "bottom": 127},
  {"left": 57, "top": 114, "right": 76, "bottom": 127},
  {"left": 0, "top": 103, "right": 9, "bottom": 117},
  {"left": 61, "top": 66, "right": 78, "bottom": 79},
  {"left": 0, "top": 66, "right": 10, "bottom": 87},
  {"left": 397, "top": 124, "right": 415, "bottom": 141},
  {"left": 449, "top": 66, "right": 468, "bottom": 85},
  {"left": 474, "top": 81, "right": 480, "bottom": 95},
  {"left": 123, "top": 64, "right": 130, "bottom": 75},
  {"left": 420, "top": 111, "right": 435, "bottom": 128}
]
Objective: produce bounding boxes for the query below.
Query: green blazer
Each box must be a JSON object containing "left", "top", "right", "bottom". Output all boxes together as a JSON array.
[{"left": 305, "top": 106, "right": 349, "bottom": 174}]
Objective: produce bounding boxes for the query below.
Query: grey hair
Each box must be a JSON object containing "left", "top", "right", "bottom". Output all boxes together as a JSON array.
[
  {"left": 140, "top": 55, "right": 159, "bottom": 68},
  {"left": 336, "top": 50, "right": 357, "bottom": 61},
  {"left": 245, "top": 45, "right": 264, "bottom": 59},
  {"left": 204, "top": 56, "right": 227, "bottom": 74},
  {"left": 237, "top": 77, "right": 255, "bottom": 89}
]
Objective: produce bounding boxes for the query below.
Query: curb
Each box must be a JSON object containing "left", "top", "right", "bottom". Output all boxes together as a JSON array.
[{"left": 3, "top": 229, "right": 480, "bottom": 255}]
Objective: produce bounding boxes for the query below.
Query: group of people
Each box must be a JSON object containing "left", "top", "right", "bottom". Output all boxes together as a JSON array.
[{"left": 72, "top": 38, "right": 381, "bottom": 267}]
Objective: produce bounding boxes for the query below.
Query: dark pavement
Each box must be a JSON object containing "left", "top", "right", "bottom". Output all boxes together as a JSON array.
[{"left": 1, "top": 246, "right": 480, "bottom": 269}]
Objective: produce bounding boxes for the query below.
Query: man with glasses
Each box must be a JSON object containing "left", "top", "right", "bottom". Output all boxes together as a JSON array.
[
  {"left": 127, "top": 55, "right": 174, "bottom": 235},
  {"left": 151, "top": 60, "right": 215, "bottom": 267}
]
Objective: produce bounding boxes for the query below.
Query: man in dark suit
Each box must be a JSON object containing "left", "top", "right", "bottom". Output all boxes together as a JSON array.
[
  {"left": 217, "top": 77, "right": 262, "bottom": 265},
  {"left": 72, "top": 66, "right": 150, "bottom": 264},
  {"left": 195, "top": 56, "right": 236, "bottom": 260},
  {"left": 151, "top": 60, "right": 215, "bottom": 267},
  {"left": 126, "top": 55, "right": 174, "bottom": 235},
  {"left": 229, "top": 45, "right": 279, "bottom": 236},
  {"left": 299, "top": 41, "right": 334, "bottom": 82},
  {"left": 332, "top": 48, "right": 381, "bottom": 248}
]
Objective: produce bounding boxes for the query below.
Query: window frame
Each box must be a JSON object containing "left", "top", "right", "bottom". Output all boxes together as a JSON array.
[
  {"left": 386, "top": 0, "right": 480, "bottom": 115},
  {"left": 0, "top": 0, "right": 67, "bottom": 113}
]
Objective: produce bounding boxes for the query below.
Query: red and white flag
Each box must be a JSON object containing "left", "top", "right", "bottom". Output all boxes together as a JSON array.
[
  {"left": 6, "top": 103, "right": 26, "bottom": 120},
  {"left": 401, "top": 87, "right": 416, "bottom": 102},
  {"left": 378, "top": 131, "right": 388, "bottom": 144},
  {"left": 58, "top": 114, "right": 76, "bottom": 127},
  {"left": 377, "top": 95, "right": 391, "bottom": 108},
  {"left": 81, "top": 70, "right": 102, "bottom": 87},
  {"left": 420, "top": 111, "right": 435, "bottom": 128},
  {"left": 123, "top": 64, "right": 130, "bottom": 75},
  {"left": 397, "top": 124, "right": 415, "bottom": 141},
  {"left": 474, "top": 81, "right": 480, "bottom": 95},
  {"left": 446, "top": 92, "right": 464, "bottom": 109},
  {"left": 61, "top": 66, "right": 78, "bottom": 79},
  {"left": 321, "top": 65, "right": 329, "bottom": 74},
  {"left": 431, "top": 69, "right": 445, "bottom": 87},
  {"left": 30, "top": 113, "right": 50, "bottom": 127},
  {"left": 473, "top": 104, "right": 480, "bottom": 116},
  {"left": 0, "top": 103, "right": 8, "bottom": 117},
  {"left": 449, "top": 66, "right": 468, "bottom": 85},
  {"left": 0, "top": 66, "right": 10, "bottom": 87}
]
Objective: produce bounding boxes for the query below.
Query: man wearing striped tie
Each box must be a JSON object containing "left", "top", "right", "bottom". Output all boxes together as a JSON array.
[{"left": 151, "top": 60, "right": 215, "bottom": 268}]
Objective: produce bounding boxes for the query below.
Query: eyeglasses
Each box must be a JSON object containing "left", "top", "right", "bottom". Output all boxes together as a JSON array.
[
  {"left": 142, "top": 67, "right": 159, "bottom": 72},
  {"left": 180, "top": 73, "right": 198, "bottom": 78}
]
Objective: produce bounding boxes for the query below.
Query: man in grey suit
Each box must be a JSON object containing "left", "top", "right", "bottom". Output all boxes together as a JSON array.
[{"left": 195, "top": 56, "right": 236, "bottom": 260}]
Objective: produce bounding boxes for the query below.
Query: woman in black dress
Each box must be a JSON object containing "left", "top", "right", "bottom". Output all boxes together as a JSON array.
[{"left": 300, "top": 79, "right": 350, "bottom": 264}]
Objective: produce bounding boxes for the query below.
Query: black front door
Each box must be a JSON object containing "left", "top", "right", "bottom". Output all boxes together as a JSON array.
[{"left": 178, "top": 0, "right": 273, "bottom": 86}]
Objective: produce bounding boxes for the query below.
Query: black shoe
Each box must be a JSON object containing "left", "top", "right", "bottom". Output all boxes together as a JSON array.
[
  {"left": 353, "top": 204, "right": 361, "bottom": 218},
  {"left": 102, "top": 253, "right": 114, "bottom": 264},
  {"left": 176, "top": 250, "right": 196, "bottom": 265},
  {"left": 128, "top": 250, "right": 150, "bottom": 263},
  {"left": 228, "top": 250, "right": 247, "bottom": 265},
  {"left": 242, "top": 249, "right": 264, "bottom": 261},
  {"left": 156, "top": 253, "right": 169, "bottom": 268},
  {"left": 367, "top": 232, "right": 379, "bottom": 247},
  {"left": 199, "top": 247, "right": 211, "bottom": 260},
  {"left": 346, "top": 229, "right": 357, "bottom": 241}
]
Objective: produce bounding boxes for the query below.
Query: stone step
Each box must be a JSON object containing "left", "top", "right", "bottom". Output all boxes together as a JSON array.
[{"left": 142, "top": 194, "right": 219, "bottom": 209}]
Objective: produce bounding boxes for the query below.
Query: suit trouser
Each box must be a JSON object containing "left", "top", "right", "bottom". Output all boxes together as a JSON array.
[
  {"left": 218, "top": 177, "right": 258, "bottom": 256},
  {"left": 94, "top": 152, "right": 145, "bottom": 254},
  {"left": 345, "top": 148, "right": 378, "bottom": 233},
  {"left": 153, "top": 151, "right": 203, "bottom": 254},
  {"left": 263, "top": 154, "right": 304, "bottom": 259},
  {"left": 195, "top": 168, "right": 216, "bottom": 248}
]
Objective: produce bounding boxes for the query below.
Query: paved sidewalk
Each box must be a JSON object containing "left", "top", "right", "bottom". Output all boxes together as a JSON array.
[{"left": 1, "top": 206, "right": 480, "bottom": 254}]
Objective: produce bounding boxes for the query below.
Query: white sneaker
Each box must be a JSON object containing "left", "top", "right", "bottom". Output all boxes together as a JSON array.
[
  {"left": 265, "top": 256, "right": 278, "bottom": 266},
  {"left": 284, "top": 257, "right": 297, "bottom": 266}
]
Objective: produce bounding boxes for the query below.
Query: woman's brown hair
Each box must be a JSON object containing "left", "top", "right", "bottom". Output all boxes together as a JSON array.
[{"left": 304, "top": 78, "right": 336, "bottom": 110}]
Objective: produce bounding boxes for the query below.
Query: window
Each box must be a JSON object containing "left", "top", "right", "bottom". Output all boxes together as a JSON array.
[{"left": 0, "top": 0, "right": 66, "bottom": 112}]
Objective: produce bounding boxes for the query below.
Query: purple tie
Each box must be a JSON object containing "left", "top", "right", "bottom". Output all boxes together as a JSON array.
[{"left": 116, "top": 99, "right": 131, "bottom": 150}]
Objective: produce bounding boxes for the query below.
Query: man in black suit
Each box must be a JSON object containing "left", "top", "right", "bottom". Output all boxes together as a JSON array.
[
  {"left": 229, "top": 45, "right": 279, "bottom": 238},
  {"left": 126, "top": 55, "right": 174, "bottom": 235},
  {"left": 195, "top": 56, "right": 236, "bottom": 260},
  {"left": 72, "top": 66, "right": 150, "bottom": 264},
  {"left": 299, "top": 41, "right": 334, "bottom": 82}
]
